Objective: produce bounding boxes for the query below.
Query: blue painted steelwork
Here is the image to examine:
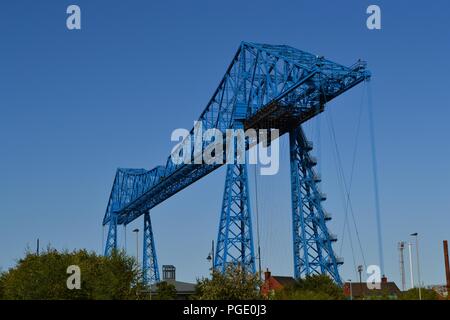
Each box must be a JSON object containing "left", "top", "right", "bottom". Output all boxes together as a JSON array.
[
  {"left": 290, "top": 126, "right": 342, "bottom": 284},
  {"left": 215, "top": 163, "right": 256, "bottom": 273},
  {"left": 104, "top": 211, "right": 117, "bottom": 256},
  {"left": 143, "top": 211, "right": 160, "bottom": 284},
  {"left": 103, "top": 168, "right": 162, "bottom": 278},
  {"left": 102, "top": 42, "right": 369, "bottom": 283}
]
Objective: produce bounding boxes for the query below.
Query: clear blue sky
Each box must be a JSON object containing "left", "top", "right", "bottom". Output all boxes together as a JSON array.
[{"left": 1, "top": 0, "right": 449, "bottom": 287}]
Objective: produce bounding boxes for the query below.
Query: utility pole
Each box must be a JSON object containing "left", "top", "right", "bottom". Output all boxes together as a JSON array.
[
  {"left": 398, "top": 241, "right": 406, "bottom": 291},
  {"left": 257, "top": 245, "right": 262, "bottom": 282},
  {"left": 408, "top": 242, "right": 415, "bottom": 290},
  {"left": 36, "top": 238, "right": 40, "bottom": 255},
  {"left": 357, "top": 265, "right": 364, "bottom": 294},
  {"left": 411, "top": 233, "right": 422, "bottom": 300},
  {"left": 443, "top": 240, "right": 450, "bottom": 292}
]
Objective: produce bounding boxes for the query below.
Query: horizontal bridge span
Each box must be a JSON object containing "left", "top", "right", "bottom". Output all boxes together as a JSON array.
[{"left": 103, "top": 42, "right": 369, "bottom": 226}]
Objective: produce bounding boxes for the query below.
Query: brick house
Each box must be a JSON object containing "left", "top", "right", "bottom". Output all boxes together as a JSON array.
[
  {"left": 260, "top": 269, "right": 297, "bottom": 297},
  {"left": 343, "top": 276, "right": 401, "bottom": 299}
]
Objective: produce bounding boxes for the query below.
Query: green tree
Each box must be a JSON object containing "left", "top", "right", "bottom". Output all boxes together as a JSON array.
[
  {"left": 0, "top": 271, "right": 6, "bottom": 299},
  {"left": 399, "top": 288, "right": 441, "bottom": 300},
  {"left": 0, "top": 247, "right": 144, "bottom": 300},
  {"left": 273, "top": 274, "right": 345, "bottom": 300},
  {"left": 195, "top": 265, "right": 261, "bottom": 300},
  {"left": 154, "top": 281, "right": 177, "bottom": 300}
]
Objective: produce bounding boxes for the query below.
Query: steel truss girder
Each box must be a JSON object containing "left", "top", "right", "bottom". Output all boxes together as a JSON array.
[
  {"left": 143, "top": 211, "right": 160, "bottom": 285},
  {"left": 214, "top": 163, "right": 256, "bottom": 274},
  {"left": 102, "top": 43, "right": 369, "bottom": 285},
  {"left": 103, "top": 168, "right": 165, "bottom": 225},
  {"left": 289, "top": 125, "right": 342, "bottom": 284},
  {"left": 102, "top": 42, "right": 370, "bottom": 226}
]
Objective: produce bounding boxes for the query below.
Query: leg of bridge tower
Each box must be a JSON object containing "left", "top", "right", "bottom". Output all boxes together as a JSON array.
[
  {"left": 289, "top": 125, "right": 342, "bottom": 284},
  {"left": 214, "top": 163, "right": 256, "bottom": 274},
  {"left": 104, "top": 212, "right": 118, "bottom": 256},
  {"left": 143, "top": 211, "right": 160, "bottom": 286}
]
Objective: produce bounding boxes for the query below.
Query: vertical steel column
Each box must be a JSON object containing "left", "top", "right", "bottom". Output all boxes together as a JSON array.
[
  {"left": 143, "top": 211, "right": 160, "bottom": 285},
  {"left": 104, "top": 212, "right": 118, "bottom": 256},
  {"left": 214, "top": 163, "right": 256, "bottom": 274},
  {"left": 289, "top": 125, "right": 342, "bottom": 284}
]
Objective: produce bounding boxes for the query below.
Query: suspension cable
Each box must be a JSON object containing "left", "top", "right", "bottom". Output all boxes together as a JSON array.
[
  {"left": 367, "top": 81, "right": 385, "bottom": 275},
  {"left": 321, "top": 83, "right": 367, "bottom": 271},
  {"left": 326, "top": 111, "right": 357, "bottom": 270},
  {"left": 254, "top": 158, "right": 262, "bottom": 279},
  {"left": 337, "top": 84, "right": 368, "bottom": 267}
]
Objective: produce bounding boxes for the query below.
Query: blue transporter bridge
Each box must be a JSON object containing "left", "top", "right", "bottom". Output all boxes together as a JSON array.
[{"left": 102, "top": 42, "right": 370, "bottom": 286}]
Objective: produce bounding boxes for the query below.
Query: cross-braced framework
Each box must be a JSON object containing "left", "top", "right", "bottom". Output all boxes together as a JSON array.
[
  {"left": 215, "top": 163, "right": 256, "bottom": 273},
  {"left": 102, "top": 42, "right": 370, "bottom": 284},
  {"left": 290, "top": 126, "right": 342, "bottom": 283},
  {"left": 143, "top": 211, "right": 160, "bottom": 284},
  {"left": 104, "top": 212, "right": 117, "bottom": 256}
]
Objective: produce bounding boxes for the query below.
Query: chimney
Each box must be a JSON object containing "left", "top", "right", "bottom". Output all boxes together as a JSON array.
[
  {"left": 381, "top": 275, "right": 388, "bottom": 284},
  {"left": 444, "top": 240, "right": 450, "bottom": 290},
  {"left": 162, "top": 265, "right": 176, "bottom": 281},
  {"left": 264, "top": 268, "right": 271, "bottom": 280}
]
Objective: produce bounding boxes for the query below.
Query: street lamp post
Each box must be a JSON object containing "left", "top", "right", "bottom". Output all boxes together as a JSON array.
[
  {"left": 411, "top": 233, "right": 422, "bottom": 300},
  {"left": 408, "top": 241, "right": 415, "bottom": 289},
  {"left": 358, "top": 265, "right": 364, "bottom": 293},
  {"left": 206, "top": 240, "right": 214, "bottom": 275},
  {"left": 133, "top": 228, "right": 139, "bottom": 265},
  {"left": 357, "top": 265, "right": 363, "bottom": 283},
  {"left": 348, "top": 279, "right": 353, "bottom": 300}
]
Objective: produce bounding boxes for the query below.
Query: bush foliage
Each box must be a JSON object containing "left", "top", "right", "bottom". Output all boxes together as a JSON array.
[
  {"left": 195, "top": 265, "right": 262, "bottom": 300},
  {"left": 0, "top": 248, "right": 144, "bottom": 300},
  {"left": 272, "top": 274, "right": 345, "bottom": 300}
]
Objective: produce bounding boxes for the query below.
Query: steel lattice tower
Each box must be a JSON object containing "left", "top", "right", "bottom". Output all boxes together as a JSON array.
[
  {"left": 290, "top": 126, "right": 342, "bottom": 283},
  {"left": 215, "top": 163, "right": 256, "bottom": 273},
  {"left": 104, "top": 212, "right": 117, "bottom": 256},
  {"left": 103, "top": 169, "right": 160, "bottom": 284},
  {"left": 143, "top": 211, "right": 160, "bottom": 284}
]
